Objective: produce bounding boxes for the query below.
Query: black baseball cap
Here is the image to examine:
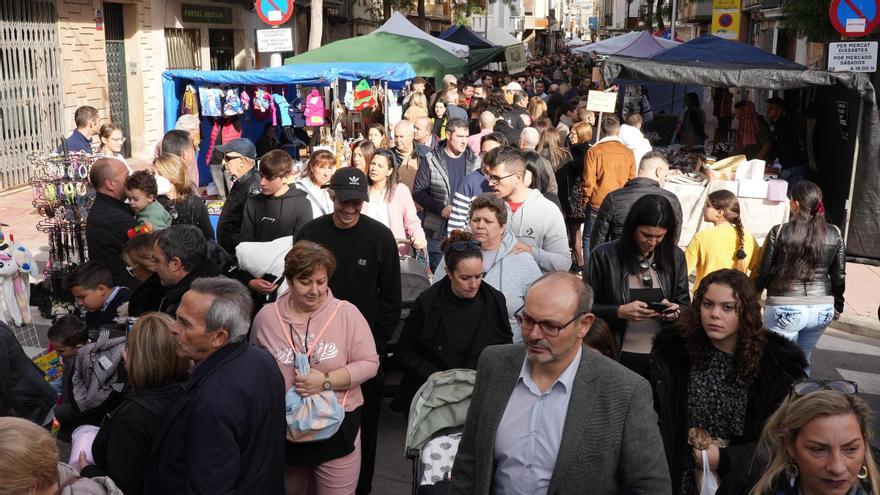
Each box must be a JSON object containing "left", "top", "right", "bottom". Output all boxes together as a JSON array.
[
  {"left": 215, "top": 138, "right": 256, "bottom": 159},
  {"left": 329, "top": 167, "right": 369, "bottom": 202}
]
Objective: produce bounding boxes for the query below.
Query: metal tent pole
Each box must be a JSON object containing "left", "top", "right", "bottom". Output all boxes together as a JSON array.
[{"left": 843, "top": 97, "right": 865, "bottom": 245}]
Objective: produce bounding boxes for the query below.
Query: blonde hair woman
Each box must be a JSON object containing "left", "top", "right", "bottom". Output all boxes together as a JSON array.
[
  {"left": 154, "top": 154, "right": 215, "bottom": 239},
  {"left": 0, "top": 416, "right": 121, "bottom": 494},
  {"left": 77, "top": 313, "right": 189, "bottom": 495}
]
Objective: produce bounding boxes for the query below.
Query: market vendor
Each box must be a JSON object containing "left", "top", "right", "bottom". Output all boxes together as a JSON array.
[
  {"left": 733, "top": 100, "right": 772, "bottom": 160},
  {"left": 766, "top": 96, "right": 808, "bottom": 184}
]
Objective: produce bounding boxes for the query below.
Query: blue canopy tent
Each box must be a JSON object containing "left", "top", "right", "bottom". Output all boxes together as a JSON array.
[
  {"left": 650, "top": 34, "right": 806, "bottom": 69},
  {"left": 161, "top": 62, "right": 415, "bottom": 185},
  {"left": 437, "top": 25, "right": 494, "bottom": 49}
]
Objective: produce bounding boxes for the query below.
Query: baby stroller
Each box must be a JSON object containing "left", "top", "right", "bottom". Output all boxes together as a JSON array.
[{"left": 404, "top": 368, "right": 476, "bottom": 495}]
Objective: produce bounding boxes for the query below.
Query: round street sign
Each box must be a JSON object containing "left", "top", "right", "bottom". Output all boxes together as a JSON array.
[
  {"left": 255, "top": 0, "right": 294, "bottom": 26},
  {"left": 829, "top": 0, "right": 880, "bottom": 38}
]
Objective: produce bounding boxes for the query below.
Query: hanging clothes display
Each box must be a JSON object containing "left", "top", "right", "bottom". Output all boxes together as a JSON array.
[
  {"left": 223, "top": 88, "right": 244, "bottom": 116},
  {"left": 207, "top": 116, "right": 243, "bottom": 165},
  {"left": 180, "top": 84, "right": 199, "bottom": 118},
  {"left": 353, "top": 80, "right": 376, "bottom": 111},
  {"left": 273, "top": 93, "right": 293, "bottom": 127},
  {"left": 304, "top": 89, "right": 326, "bottom": 127},
  {"left": 198, "top": 86, "right": 223, "bottom": 117}
]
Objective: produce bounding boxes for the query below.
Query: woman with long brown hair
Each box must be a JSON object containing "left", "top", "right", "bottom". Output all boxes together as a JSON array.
[
  {"left": 536, "top": 126, "right": 572, "bottom": 173},
  {"left": 685, "top": 190, "right": 760, "bottom": 292},
  {"left": 649, "top": 269, "right": 807, "bottom": 495},
  {"left": 752, "top": 181, "right": 845, "bottom": 371},
  {"left": 527, "top": 96, "right": 547, "bottom": 124},
  {"left": 154, "top": 154, "right": 214, "bottom": 240}
]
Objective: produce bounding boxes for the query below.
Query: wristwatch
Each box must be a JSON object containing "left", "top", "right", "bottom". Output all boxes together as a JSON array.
[{"left": 322, "top": 373, "right": 332, "bottom": 391}]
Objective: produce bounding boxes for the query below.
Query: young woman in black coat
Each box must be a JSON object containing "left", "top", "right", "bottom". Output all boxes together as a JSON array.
[
  {"left": 80, "top": 312, "right": 189, "bottom": 495},
  {"left": 649, "top": 269, "right": 807, "bottom": 495},
  {"left": 392, "top": 230, "right": 512, "bottom": 411},
  {"left": 587, "top": 194, "right": 690, "bottom": 378}
]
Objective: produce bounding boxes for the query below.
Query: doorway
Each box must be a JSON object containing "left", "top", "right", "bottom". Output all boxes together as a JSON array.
[
  {"left": 209, "top": 29, "right": 235, "bottom": 70},
  {"left": 103, "top": 2, "right": 131, "bottom": 157}
]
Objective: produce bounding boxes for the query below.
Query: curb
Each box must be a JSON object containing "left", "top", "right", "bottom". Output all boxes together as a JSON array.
[{"left": 829, "top": 313, "right": 880, "bottom": 340}]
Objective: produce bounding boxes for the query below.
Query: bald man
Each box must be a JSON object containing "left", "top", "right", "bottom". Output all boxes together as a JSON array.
[
  {"left": 392, "top": 119, "right": 421, "bottom": 191},
  {"left": 469, "top": 111, "right": 497, "bottom": 154},
  {"left": 414, "top": 116, "right": 439, "bottom": 151},
  {"left": 85, "top": 158, "right": 138, "bottom": 287}
]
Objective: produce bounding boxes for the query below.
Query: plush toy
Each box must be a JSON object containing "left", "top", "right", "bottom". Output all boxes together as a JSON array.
[{"left": 0, "top": 243, "right": 35, "bottom": 327}]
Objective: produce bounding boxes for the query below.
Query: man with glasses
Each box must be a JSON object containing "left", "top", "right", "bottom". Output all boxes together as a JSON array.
[
  {"left": 450, "top": 272, "right": 670, "bottom": 494},
  {"left": 413, "top": 119, "right": 480, "bottom": 272},
  {"left": 215, "top": 138, "right": 260, "bottom": 255},
  {"left": 485, "top": 147, "right": 570, "bottom": 273},
  {"left": 85, "top": 157, "right": 138, "bottom": 287}
]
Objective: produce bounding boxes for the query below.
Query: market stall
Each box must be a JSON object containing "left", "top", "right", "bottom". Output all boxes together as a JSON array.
[
  {"left": 375, "top": 12, "right": 470, "bottom": 58},
  {"left": 603, "top": 36, "right": 879, "bottom": 262},
  {"left": 572, "top": 30, "right": 679, "bottom": 56},
  {"left": 438, "top": 25, "right": 495, "bottom": 49}
]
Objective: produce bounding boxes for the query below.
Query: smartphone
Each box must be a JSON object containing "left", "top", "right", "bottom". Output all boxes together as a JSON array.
[
  {"left": 261, "top": 273, "right": 282, "bottom": 285},
  {"left": 648, "top": 302, "right": 672, "bottom": 313}
]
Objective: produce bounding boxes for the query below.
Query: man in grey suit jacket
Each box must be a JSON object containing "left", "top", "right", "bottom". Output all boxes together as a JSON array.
[{"left": 450, "top": 272, "right": 671, "bottom": 495}]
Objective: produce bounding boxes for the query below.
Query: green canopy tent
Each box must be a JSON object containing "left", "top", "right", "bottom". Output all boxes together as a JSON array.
[
  {"left": 465, "top": 46, "right": 508, "bottom": 73},
  {"left": 285, "top": 32, "right": 466, "bottom": 87}
]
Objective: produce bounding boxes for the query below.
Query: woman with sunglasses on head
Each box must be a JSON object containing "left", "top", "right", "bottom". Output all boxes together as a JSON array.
[
  {"left": 718, "top": 380, "right": 879, "bottom": 495},
  {"left": 650, "top": 269, "right": 807, "bottom": 495},
  {"left": 393, "top": 230, "right": 512, "bottom": 411},
  {"left": 752, "top": 181, "right": 845, "bottom": 372},
  {"left": 685, "top": 190, "right": 760, "bottom": 292},
  {"left": 587, "top": 194, "right": 690, "bottom": 378},
  {"left": 361, "top": 148, "right": 426, "bottom": 256}
]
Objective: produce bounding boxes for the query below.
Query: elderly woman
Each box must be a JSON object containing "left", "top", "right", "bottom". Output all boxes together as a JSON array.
[
  {"left": 393, "top": 230, "right": 512, "bottom": 410},
  {"left": 433, "top": 193, "right": 542, "bottom": 340},
  {"left": 251, "top": 241, "right": 379, "bottom": 495},
  {"left": 362, "top": 149, "right": 426, "bottom": 255},
  {"left": 295, "top": 149, "right": 334, "bottom": 218},
  {"left": 0, "top": 416, "right": 121, "bottom": 494}
]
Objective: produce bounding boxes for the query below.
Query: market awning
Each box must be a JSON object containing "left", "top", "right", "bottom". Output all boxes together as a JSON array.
[
  {"left": 651, "top": 34, "right": 805, "bottom": 69},
  {"left": 486, "top": 27, "right": 521, "bottom": 47},
  {"left": 375, "top": 11, "right": 470, "bottom": 58},
  {"left": 573, "top": 30, "right": 679, "bottom": 57},
  {"left": 438, "top": 25, "right": 495, "bottom": 49}
]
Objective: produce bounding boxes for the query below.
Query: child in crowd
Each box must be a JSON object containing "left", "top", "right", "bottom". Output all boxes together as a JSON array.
[
  {"left": 126, "top": 170, "right": 172, "bottom": 231},
  {"left": 65, "top": 261, "right": 131, "bottom": 331},
  {"left": 47, "top": 314, "right": 94, "bottom": 442}
]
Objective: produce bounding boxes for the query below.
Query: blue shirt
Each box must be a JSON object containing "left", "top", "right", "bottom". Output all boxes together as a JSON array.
[
  {"left": 65, "top": 130, "right": 93, "bottom": 154},
  {"left": 492, "top": 346, "right": 582, "bottom": 495}
]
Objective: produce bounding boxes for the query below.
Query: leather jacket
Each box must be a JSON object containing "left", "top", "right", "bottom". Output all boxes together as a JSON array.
[
  {"left": 752, "top": 223, "right": 846, "bottom": 312},
  {"left": 586, "top": 240, "right": 691, "bottom": 342}
]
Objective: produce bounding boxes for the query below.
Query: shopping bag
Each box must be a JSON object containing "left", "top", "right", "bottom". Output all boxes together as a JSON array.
[
  {"left": 699, "top": 449, "right": 720, "bottom": 495},
  {"left": 284, "top": 352, "right": 346, "bottom": 443}
]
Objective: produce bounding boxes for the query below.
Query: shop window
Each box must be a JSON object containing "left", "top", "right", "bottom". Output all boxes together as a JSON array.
[
  {"left": 165, "top": 28, "right": 202, "bottom": 70},
  {"left": 210, "top": 29, "right": 235, "bottom": 71}
]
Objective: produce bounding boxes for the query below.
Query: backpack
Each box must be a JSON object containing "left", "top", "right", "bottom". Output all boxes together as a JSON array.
[{"left": 71, "top": 330, "right": 126, "bottom": 411}]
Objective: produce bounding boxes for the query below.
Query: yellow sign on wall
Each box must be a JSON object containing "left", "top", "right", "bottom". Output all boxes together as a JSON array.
[
  {"left": 711, "top": 9, "right": 741, "bottom": 40},
  {"left": 712, "top": 0, "right": 740, "bottom": 9}
]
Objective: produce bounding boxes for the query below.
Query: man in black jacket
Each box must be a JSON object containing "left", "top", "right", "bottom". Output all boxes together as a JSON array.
[
  {"left": 128, "top": 225, "right": 221, "bottom": 317},
  {"left": 86, "top": 157, "right": 138, "bottom": 288},
  {"left": 238, "top": 149, "right": 312, "bottom": 307},
  {"left": 0, "top": 322, "right": 56, "bottom": 424},
  {"left": 591, "top": 151, "right": 683, "bottom": 248},
  {"left": 295, "top": 167, "right": 401, "bottom": 495},
  {"left": 216, "top": 138, "right": 260, "bottom": 255},
  {"left": 144, "top": 277, "right": 285, "bottom": 494}
]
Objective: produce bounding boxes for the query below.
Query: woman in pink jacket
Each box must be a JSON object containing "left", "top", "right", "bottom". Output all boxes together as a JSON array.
[
  {"left": 362, "top": 148, "right": 427, "bottom": 256},
  {"left": 251, "top": 241, "right": 379, "bottom": 495}
]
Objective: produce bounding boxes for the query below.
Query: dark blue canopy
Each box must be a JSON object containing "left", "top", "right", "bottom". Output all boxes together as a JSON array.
[
  {"left": 438, "top": 25, "right": 494, "bottom": 49},
  {"left": 651, "top": 34, "right": 806, "bottom": 70}
]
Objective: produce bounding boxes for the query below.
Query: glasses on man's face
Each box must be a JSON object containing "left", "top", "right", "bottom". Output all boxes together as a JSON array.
[
  {"left": 514, "top": 305, "right": 584, "bottom": 337},
  {"left": 449, "top": 240, "right": 481, "bottom": 252},
  {"left": 223, "top": 154, "right": 242, "bottom": 164},
  {"left": 792, "top": 379, "right": 858, "bottom": 397},
  {"left": 485, "top": 172, "right": 517, "bottom": 185}
]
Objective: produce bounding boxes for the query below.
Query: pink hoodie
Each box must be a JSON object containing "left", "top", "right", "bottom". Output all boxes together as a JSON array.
[{"left": 251, "top": 289, "right": 379, "bottom": 411}]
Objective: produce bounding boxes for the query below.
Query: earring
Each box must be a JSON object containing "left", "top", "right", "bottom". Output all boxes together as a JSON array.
[
  {"left": 859, "top": 465, "right": 869, "bottom": 480},
  {"left": 785, "top": 460, "right": 799, "bottom": 482}
]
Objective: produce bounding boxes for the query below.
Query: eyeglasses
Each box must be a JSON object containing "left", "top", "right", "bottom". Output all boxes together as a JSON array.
[
  {"left": 638, "top": 257, "right": 654, "bottom": 288},
  {"left": 514, "top": 305, "right": 585, "bottom": 337},
  {"left": 223, "top": 154, "right": 243, "bottom": 163},
  {"left": 485, "top": 172, "right": 517, "bottom": 185},
  {"left": 792, "top": 380, "right": 858, "bottom": 396},
  {"left": 111, "top": 136, "right": 127, "bottom": 143},
  {"left": 125, "top": 265, "right": 137, "bottom": 277},
  {"left": 449, "top": 240, "right": 481, "bottom": 252}
]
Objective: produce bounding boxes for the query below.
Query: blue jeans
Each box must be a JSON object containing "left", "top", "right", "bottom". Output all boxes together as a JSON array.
[
  {"left": 427, "top": 238, "right": 443, "bottom": 274},
  {"left": 764, "top": 303, "right": 834, "bottom": 374},
  {"left": 581, "top": 206, "right": 600, "bottom": 267},
  {"left": 780, "top": 165, "right": 809, "bottom": 188}
]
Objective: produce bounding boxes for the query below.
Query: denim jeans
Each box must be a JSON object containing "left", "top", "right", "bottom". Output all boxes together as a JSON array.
[
  {"left": 427, "top": 238, "right": 443, "bottom": 274},
  {"left": 779, "top": 165, "right": 809, "bottom": 188},
  {"left": 764, "top": 303, "right": 834, "bottom": 374},
  {"left": 581, "top": 206, "right": 600, "bottom": 266}
]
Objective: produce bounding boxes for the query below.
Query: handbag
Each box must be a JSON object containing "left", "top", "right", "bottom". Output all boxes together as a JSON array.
[{"left": 274, "top": 301, "right": 348, "bottom": 443}]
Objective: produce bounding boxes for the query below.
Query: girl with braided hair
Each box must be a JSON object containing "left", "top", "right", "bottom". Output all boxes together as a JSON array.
[{"left": 685, "top": 190, "right": 760, "bottom": 292}]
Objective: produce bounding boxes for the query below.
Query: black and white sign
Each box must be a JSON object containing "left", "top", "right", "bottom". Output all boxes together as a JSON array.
[
  {"left": 828, "top": 41, "right": 878, "bottom": 72},
  {"left": 257, "top": 28, "right": 293, "bottom": 53}
]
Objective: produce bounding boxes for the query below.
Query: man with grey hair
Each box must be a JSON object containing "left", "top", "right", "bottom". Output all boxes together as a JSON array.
[
  {"left": 144, "top": 276, "right": 285, "bottom": 495},
  {"left": 85, "top": 157, "right": 137, "bottom": 287},
  {"left": 414, "top": 115, "right": 439, "bottom": 151},
  {"left": 391, "top": 119, "right": 421, "bottom": 191},
  {"left": 450, "top": 272, "right": 670, "bottom": 494},
  {"left": 445, "top": 90, "right": 469, "bottom": 122},
  {"left": 129, "top": 224, "right": 221, "bottom": 317}
]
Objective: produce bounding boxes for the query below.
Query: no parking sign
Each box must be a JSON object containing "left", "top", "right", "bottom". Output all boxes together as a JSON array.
[
  {"left": 829, "top": 0, "right": 880, "bottom": 37},
  {"left": 255, "top": 0, "right": 294, "bottom": 26}
]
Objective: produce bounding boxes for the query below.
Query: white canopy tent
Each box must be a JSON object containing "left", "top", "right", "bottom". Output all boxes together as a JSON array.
[
  {"left": 572, "top": 30, "right": 679, "bottom": 57},
  {"left": 376, "top": 12, "right": 470, "bottom": 58},
  {"left": 567, "top": 36, "right": 587, "bottom": 47},
  {"left": 485, "top": 26, "right": 522, "bottom": 47}
]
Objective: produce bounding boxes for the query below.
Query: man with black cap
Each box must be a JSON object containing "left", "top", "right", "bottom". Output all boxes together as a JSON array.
[
  {"left": 294, "top": 167, "right": 401, "bottom": 495},
  {"left": 216, "top": 138, "right": 260, "bottom": 255}
]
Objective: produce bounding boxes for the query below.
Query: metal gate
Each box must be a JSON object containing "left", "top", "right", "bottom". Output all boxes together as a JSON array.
[
  {"left": 0, "top": 0, "right": 64, "bottom": 190},
  {"left": 103, "top": 3, "right": 130, "bottom": 157}
]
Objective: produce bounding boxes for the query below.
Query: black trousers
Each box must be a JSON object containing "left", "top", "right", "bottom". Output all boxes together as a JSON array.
[{"left": 356, "top": 365, "right": 384, "bottom": 495}]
